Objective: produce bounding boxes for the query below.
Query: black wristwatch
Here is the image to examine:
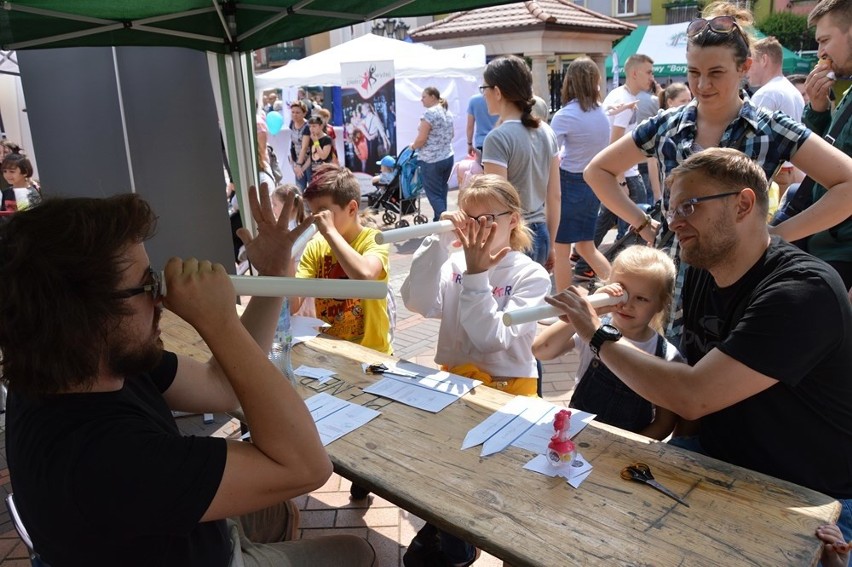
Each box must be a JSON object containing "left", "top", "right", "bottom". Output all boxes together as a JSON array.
[{"left": 589, "top": 324, "right": 622, "bottom": 358}]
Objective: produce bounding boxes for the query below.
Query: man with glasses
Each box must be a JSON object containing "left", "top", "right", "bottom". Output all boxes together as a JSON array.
[
  {"left": 549, "top": 148, "right": 852, "bottom": 541},
  {"left": 0, "top": 189, "right": 376, "bottom": 566}
]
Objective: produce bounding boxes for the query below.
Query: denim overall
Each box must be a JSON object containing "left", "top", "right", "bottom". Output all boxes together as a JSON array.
[{"left": 569, "top": 335, "right": 667, "bottom": 433}]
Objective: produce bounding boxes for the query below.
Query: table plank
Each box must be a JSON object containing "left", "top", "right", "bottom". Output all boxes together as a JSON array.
[{"left": 161, "top": 310, "right": 838, "bottom": 567}]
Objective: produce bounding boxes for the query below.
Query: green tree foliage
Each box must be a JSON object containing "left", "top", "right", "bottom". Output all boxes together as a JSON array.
[{"left": 758, "top": 12, "right": 817, "bottom": 52}]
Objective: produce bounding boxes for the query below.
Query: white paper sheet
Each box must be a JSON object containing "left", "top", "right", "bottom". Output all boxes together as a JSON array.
[
  {"left": 462, "top": 397, "right": 595, "bottom": 457},
  {"left": 524, "top": 453, "right": 593, "bottom": 488},
  {"left": 291, "top": 315, "right": 330, "bottom": 345},
  {"left": 294, "top": 364, "right": 336, "bottom": 384},
  {"left": 304, "top": 393, "right": 381, "bottom": 446},
  {"left": 362, "top": 361, "right": 480, "bottom": 413}
]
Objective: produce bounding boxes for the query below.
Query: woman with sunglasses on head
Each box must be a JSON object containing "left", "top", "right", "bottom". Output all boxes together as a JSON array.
[
  {"left": 585, "top": 1, "right": 852, "bottom": 339},
  {"left": 480, "top": 55, "right": 561, "bottom": 272}
]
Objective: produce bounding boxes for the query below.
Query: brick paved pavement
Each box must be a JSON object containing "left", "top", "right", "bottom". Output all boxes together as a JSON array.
[{"left": 0, "top": 187, "right": 595, "bottom": 566}]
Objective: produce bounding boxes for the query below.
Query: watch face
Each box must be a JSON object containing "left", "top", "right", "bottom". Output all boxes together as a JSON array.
[{"left": 600, "top": 324, "right": 621, "bottom": 339}]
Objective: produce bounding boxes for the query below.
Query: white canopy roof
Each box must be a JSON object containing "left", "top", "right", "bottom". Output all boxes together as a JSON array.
[{"left": 255, "top": 34, "right": 485, "bottom": 90}]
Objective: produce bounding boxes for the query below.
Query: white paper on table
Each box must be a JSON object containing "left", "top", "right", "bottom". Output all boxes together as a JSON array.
[
  {"left": 511, "top": 408, "right": 596, "bottom": 454},
  {"left": 291, "top": 315, "right": 330, "bottom": 345},
  {"left": 523, "top": 453, "right": 593, "bottom": 488},
  {"left": 481, "top": 397, "right": 555, "bottom": 456},
  {"left": 363, "top": 377, "right": 458, "bottom": 413},
  {"left": 294, "top": 365, "right": 336, "bottom": 384},
  {"left": 382, "top": 361, "right": 480, "bottom": 397},
  {"left": 462, "top": 396, "right": 531, "bottom": 450},
  {"left": 304, "top": 392, "right": 380, "bottom": 446}
]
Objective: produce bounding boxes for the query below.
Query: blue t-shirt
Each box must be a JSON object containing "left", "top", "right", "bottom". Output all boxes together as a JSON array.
[
  {"left": 467, "top": 94, "right": 498, "bottom": 148},
  {"left": 550, "top": 100, "right": 610, "bottom": 173}
]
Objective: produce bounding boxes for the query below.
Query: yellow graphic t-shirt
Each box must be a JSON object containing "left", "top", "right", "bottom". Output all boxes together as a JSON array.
[{"left": 296, "top": 227, "right": 392, "bottom": 354}]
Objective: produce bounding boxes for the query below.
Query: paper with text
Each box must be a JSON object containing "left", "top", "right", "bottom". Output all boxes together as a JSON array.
[
  {"left": 363, "top": 361, "right": 480, "bottom": 413},
  {"left": 304, "top": 392, "right": 381, "bottom": 445}
]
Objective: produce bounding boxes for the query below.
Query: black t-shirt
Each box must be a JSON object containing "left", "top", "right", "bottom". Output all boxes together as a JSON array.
[
  {"left": 6, "top": 352, "right": 230, "bottom": 566},
  {"left": 310, "top": 135, "right": 333, "bottom": 171},
  {"left": 681, "top": 237, "right": 852, "bottom": 498}
]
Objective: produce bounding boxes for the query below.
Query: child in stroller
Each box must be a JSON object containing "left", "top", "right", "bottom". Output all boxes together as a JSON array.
[{"left": 367, "top": 148, "right": 428, "bottom": 228}]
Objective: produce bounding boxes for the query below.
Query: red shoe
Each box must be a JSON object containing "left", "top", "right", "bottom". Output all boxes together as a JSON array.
[{"left": 574, "top": 268, "right": 596, "bottom": 280}]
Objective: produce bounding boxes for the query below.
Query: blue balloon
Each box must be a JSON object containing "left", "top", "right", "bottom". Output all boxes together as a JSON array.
[{"left": 266, "top": 111, "right": 284, "bottom": 135}]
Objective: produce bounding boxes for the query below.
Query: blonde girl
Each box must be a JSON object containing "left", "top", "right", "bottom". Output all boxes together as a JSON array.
[
  {"left": 402, "top": 174, "right": 550, "bottom": 397},
  {"left": 400, "top": 174, "right": 550, "bottom": 566},
  {"left": 533, "top": 245, "right": 684, "bottom": 440}
]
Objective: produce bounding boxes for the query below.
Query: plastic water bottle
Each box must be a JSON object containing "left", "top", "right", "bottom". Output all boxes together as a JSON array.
[{"left": 269, "top": 298, "right": 297, "bottom": 386}]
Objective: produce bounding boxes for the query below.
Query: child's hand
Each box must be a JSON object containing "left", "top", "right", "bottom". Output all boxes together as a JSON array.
[
  {"left": 312, "top": 210, "right": 338, "bottom": 238},
  {"left": 458, "top": 217, "right": 510, "bottom": 275},
  {"left": 817, "top": 524, "right": 851, "bottom": 567},
  {"left": 440, "top": 210, "right": 467, "bottom": 248},
  {"left": 594, "top": 282, "right": 624, "bottom": 315}
]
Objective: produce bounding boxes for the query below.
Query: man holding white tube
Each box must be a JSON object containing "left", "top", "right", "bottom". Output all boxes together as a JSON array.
[
  {"left": 546, "top": 148, "right": 852, "bottom": 541},
  {"left": 1, "top": 188, "right": 376, "bottom": 566}
]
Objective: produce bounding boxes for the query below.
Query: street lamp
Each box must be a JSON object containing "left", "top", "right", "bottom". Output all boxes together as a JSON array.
[{"left": 371, "top": 18, "right": 409, "bottom": 41}]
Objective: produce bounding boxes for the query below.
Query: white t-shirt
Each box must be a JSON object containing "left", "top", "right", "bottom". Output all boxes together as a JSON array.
[
  {"left": 751, "top": 75, "right": 805, "bottom": 121},
  {"left": 603, "top": 86, "right": 641, "bottom": 177}
]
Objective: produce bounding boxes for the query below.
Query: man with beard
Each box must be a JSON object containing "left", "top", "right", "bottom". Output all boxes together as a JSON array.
[
  {"left": 803, "top": 0, "right": 852, "bottom": 289},
  {"left": 545, "top": 148, "right": 852, "bottom": 541},
  {"left": 0, "top": 188, "right": 376, "bottom": 566}
]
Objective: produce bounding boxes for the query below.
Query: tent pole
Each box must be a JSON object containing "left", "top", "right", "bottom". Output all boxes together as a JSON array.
[
  {"left": 228, "top": 51, "right": 258, "bottom": 238},
  {"left": 111, "top": 47, "right": 137, "bottom": 193}
]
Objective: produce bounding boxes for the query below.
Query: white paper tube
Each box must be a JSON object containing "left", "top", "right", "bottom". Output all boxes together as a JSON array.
[
  {"left": 501, "top": 291, "right": 629, "bottom": 326},
  {"left": 230, "top": 276, "right": 387, "bottom": 299},
  {"left": 159, "top": 273, "right": 386, "bottom": 300},
  {"left": 292, "top": 224, "right": 318, "bottom": 257},
  {"left": 375, "top": 220, "right": 455, "bottom": 244}
]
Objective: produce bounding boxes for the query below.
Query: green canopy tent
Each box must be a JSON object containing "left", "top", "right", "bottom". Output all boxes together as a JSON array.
[
  {"left": 0, "top": 0, "right": 510, "bottom": 231},
  {"left": 605, "top": 22, "right": 813, "bottom": 80}
]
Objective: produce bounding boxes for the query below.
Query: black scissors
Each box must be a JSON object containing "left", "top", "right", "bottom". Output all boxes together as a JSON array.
[{"left": 621, "top": 462, "right": 689, "bottom": 507}]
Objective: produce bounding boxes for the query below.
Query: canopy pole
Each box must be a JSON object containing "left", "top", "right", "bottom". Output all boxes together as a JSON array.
[
  {"left": 228, "top": 51, "right": 258, "bottom": 238},
  {"left": 111, "top": 47, "right": 137, "bottom": 193}
]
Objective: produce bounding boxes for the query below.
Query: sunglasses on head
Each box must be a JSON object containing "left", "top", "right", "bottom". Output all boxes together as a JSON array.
[{"left": 687, "top": 16, "right": 746, "bottom": 42}]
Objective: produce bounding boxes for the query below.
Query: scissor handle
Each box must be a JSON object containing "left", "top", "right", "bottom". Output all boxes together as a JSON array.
[{"left": 632, "top": 462, "right": 654, "bottom": 479}]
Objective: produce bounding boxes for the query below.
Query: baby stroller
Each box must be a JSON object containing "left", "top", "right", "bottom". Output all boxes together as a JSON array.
[{"left": 368, "top": 146, "right": 429, "bottom": 228}]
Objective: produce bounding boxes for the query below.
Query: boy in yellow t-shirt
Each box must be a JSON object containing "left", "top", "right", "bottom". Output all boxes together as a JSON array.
[{"left": 291, "top": 164, "right": 392, "bottom": 355}]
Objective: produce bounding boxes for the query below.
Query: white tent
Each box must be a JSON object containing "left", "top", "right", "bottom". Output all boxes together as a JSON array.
[
  {"left": 0, "top": 50, "right": 37, "bottom": 177},
  {"left": 255, "top": 34, "right": 485, "bottom": 89},
  {"left": 256, "top": 34, "right": 485, "bottom": 176}
]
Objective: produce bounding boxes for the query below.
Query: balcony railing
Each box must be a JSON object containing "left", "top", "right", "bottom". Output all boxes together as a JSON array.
[
  {"left": 664, "top": 0, "right": 699, "bottom": 24},
  {"left": 266, "top": 44, "right": 305, "bottom": 64}
]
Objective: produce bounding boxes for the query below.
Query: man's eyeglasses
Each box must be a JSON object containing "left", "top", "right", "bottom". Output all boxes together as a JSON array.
[
  {"left": 479, "top": 85, "right": 495, "bottom": 93},
  {"left": 687, "top": 16, "right": 747, "bottom": 44},
  {"left": 664, "top": 191, "right": 740, "bottom": 224},
  {"left": 466, "top": 211, "right": 511, "bottom": 223},
  {"left": 114, "top": 267, "right": 163, "bottom": 301}
]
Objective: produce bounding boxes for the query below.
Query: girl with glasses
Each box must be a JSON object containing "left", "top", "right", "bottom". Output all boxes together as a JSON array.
[{"left": 400, "top": 174, "right": 550, "bottom": 566}]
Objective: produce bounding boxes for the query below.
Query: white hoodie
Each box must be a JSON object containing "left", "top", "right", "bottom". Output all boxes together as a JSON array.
[{"left": 401, "top": 232, "right": 551, "bottom": 378}]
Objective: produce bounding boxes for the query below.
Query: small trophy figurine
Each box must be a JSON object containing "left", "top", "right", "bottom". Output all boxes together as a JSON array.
[{"left": 547, "top": 409, "right": 576, "bottom": 467}]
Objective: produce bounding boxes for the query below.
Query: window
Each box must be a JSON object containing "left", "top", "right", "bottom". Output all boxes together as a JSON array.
[
  {"left": 664, "top": 1, "right": 699, "bottom": 24},
  {"left": 573, "top": 0, "right": 586, "bottom": 7},
  {"left": 615, "top": 0, "right": 636, "bottom": 15}
]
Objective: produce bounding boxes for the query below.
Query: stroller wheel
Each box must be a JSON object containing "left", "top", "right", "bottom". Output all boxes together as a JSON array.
[
  {"left": 414, "top": 214, "right": 429, "bottom": 225},
  {"left": 395, "top": 219, "right": 410, "bottom": 229},
  {"left": 382, "top": 211, "right": 396, "bottom": 225}
]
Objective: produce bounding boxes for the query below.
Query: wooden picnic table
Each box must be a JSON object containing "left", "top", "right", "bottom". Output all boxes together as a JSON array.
[{"left": 161, "top": 310, "right": 839, "bottom": 567}]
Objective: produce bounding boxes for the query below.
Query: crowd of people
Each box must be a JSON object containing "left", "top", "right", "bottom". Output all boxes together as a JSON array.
[{"left": 2, "top": 0, "right": 852, "bottom": 565}]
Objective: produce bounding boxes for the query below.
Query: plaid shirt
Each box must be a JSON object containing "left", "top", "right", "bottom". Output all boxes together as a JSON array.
[
  {"left": 632, "top": 92, "right": 812, "bottom": 344},
  {"left": 634, "top": 92, "right": 811, "bottom": 208}
]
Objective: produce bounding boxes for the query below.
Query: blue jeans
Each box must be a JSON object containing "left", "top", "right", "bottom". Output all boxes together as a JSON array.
[
  {"left": 420, "top": 156, "right": 453, "bottom": 221},
  {"left": 525, "top": 221, "right": 550, "bottom": 267},
  {"left": 294, "top": 165, "right": 311, "bottom": 192},
  {"left": 593, "top": 175, "right": 647, "bottom": 243}
]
